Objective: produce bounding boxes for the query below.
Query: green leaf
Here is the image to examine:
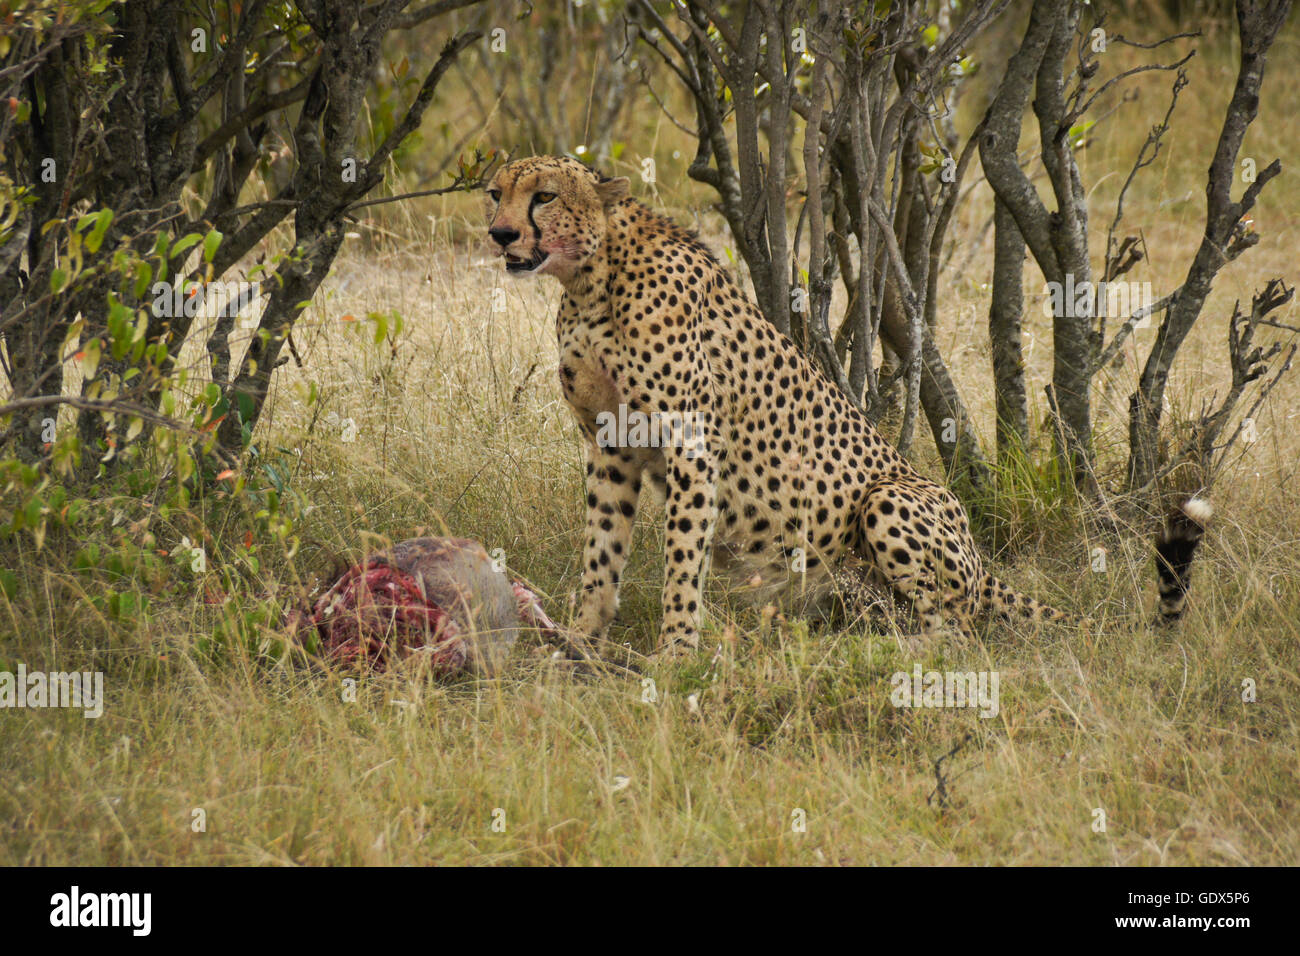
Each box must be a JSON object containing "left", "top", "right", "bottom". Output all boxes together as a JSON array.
[
  {"left": 107, "top": 300, "right": 134, "bottom": 359},
  {"left": 1066, "top": 119, "right": 1097, "bottom": 141},
  {"left": 134, "top": 261, "right": 153, "bottom": 299},
  {"left": 86, "top": 208, "right": 113, "bottom": 253},
  {"left": 202, "top": 229, "right": 223, "bottom": 264},
  {"left": 80, "top": 339, "right": 101, "bottom": 380},
  {"left": 169, "top": 233, "right": 202, "bottom": 259}
]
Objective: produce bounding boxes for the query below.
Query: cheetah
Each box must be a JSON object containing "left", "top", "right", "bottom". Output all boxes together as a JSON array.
[{"left": 484, "top": 155, "right": 1210, "bottom": 653}]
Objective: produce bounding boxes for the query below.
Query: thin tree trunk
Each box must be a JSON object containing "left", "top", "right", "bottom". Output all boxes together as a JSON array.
[{"left": 988, "top": 197, "right": 1030, "bottom": 462}]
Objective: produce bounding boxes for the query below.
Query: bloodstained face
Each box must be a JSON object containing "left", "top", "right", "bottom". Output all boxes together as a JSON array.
[{"left": 483, "top": 155, "right": 627, "bottom": 284}]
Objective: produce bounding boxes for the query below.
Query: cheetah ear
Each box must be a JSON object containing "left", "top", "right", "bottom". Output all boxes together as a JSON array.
[{"left": 595, "top": 176, "right": 630, "bottom": 208}]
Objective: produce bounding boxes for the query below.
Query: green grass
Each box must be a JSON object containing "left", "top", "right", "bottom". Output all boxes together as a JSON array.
[
  {"left": 3, "top": 14, "right": 1300, "bottom": 865},
  {"left": 3, "top": 218, "right": 1297, "bottom": 863}
]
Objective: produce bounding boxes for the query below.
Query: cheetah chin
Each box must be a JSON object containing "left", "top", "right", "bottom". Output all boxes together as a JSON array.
[{"left": 504, "top": 249, "right": 549, "bottom": 274}]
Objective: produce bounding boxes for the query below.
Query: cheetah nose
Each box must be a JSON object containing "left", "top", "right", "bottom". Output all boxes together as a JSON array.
[{"left": 489, "top": 226, "right": 521, "bottom": 247}]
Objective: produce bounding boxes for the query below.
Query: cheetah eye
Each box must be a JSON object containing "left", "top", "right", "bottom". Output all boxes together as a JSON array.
[
  {"left": 487, "top": 189, "right": 501, "bottom": 202},
  {"left": 534, "top": 191, "right": 557, "bottom": 204}
]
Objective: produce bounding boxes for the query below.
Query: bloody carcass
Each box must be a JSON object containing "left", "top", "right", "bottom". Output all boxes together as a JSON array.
[{"left": 289, "top": 537, "right": 557, "bottom": 676}]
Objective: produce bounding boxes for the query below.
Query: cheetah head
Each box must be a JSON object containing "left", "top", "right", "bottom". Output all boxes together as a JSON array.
[{"left": 484, "top": 155, "right": 630, "bottom": 283}]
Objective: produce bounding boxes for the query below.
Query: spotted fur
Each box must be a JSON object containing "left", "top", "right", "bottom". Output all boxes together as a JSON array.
[{"left": 484, "top": 156, "right": 1203, "bottom": 651}]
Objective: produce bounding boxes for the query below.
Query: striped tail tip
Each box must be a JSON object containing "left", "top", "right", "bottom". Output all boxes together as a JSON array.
[{"left": 1155, "top": 497, "right": 1212, "bottom": 623}]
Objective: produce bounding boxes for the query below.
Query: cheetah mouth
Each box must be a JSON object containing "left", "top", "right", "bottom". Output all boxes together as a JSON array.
[{"left": 504, "top": 249, "right": 549, "bottom": 274}]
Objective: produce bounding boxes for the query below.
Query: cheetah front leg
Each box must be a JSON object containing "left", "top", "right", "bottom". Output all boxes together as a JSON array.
[
  {"left": 656, "top": 439, "right": 718, "bottom": 654},
  {"left": 572, "top": 441, "right": 643, "bottom": 651}
]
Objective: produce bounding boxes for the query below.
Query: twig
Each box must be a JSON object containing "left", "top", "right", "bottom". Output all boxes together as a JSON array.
[{"left": 927, "top": 732, "right": 973, "bottom": 809}]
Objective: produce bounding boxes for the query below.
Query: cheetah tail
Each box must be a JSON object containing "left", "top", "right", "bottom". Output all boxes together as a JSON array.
[
  {"left": 1154, "top": 497, "right": 1213, "bottom": 623},
  {"left": 978, "top": 572, "right": 1069, "bottom": 624}
]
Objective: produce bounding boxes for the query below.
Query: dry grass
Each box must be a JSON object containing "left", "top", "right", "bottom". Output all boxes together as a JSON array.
[{"left": 2, "top": 19, "right": 1299, "bottom": 866}]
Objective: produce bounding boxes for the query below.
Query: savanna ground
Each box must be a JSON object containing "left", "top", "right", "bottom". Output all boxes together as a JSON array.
[{"left": 2, "top": 10, "right": 1299, "bottom": 865}]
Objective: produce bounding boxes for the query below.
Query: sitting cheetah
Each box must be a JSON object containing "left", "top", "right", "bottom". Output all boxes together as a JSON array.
[{"left": 484, "top": 155, "right": 1209, "bottom": 653}]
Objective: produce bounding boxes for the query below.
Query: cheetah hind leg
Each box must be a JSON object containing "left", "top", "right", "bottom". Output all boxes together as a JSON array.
[
  {"left": 874, "top": 567, "right": 968, "bottom": 652},
  {"left": 854, "top": 523, "right": 975, "bottom": 647}
]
